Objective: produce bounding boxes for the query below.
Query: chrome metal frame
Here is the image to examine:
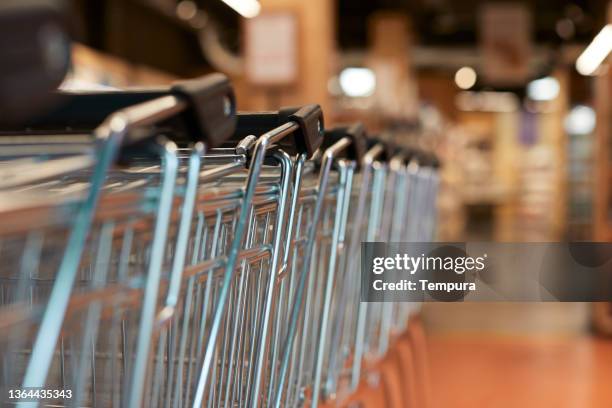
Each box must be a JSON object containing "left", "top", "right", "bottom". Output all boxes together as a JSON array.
[{"left": 0, "top": 89, "right": 440, "bottom": 408}]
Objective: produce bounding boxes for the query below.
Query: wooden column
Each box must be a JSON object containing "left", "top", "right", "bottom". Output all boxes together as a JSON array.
[
  {"left": 235, "top": 0, "right": 335, "bottom": 114},
  {"left": 594, "top": 3, "right": 612, "bottom": 240},
  {"left": 367, "top": 12, "right": 419, "bottom": 123}
]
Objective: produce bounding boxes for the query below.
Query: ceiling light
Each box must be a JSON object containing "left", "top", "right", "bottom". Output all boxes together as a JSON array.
[
  {"left": 576, "top": 24, "right": 612, "bottom": 76},
  {"left": 527, "top": 76, "right": 560, "bottom": 101},
  {"left": 454, "top": 67, "right": 477, "bottom": 90},
  {"left": 564, "top": 105, "right": 596, "bottom": 134},
  {"left": 220, "top": 0, "right": 261, "bottom": 18},
  {"left": 339, "top": 67, "right": 376, "bottom": 98}
]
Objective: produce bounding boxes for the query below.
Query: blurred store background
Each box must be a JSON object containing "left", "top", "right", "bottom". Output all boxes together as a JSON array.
[{"left": 18, "top": 0, "right": 612, "bottom": 406}]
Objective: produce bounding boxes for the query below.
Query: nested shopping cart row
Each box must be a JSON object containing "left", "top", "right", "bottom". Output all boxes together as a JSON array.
[{"left": 0, "top": 73, "right": 439, "bottom": 407}]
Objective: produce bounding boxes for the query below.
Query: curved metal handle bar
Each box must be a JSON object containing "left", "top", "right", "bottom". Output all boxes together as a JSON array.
[
  {"left": 320, "top": 159, "right": 357, "bottom": 398},
  {"left": 310, "top": 158, "right": 355, "bottom": 407},
  {"left": 94, "top": 95, "right": 186, "bottom": 147},
  {"left": 380, "top": 153, "right": 408, "bottom": 242},
  {"left": 406, "top": 160, "right": 424, "bottom": 242},
  {"left": 281, "top": 154, "right": 307, "bottom": 269},
  {"left": 272, "top": 136, "right": 353, "bottom": 408},
  {"left": 415, "top": 166, "right": 439, "bottom": 243},
  {"left": 19, "top": 95, "right": 187, "bottom": 408},
  {"left": 261, "top": 153, "right": 308, "bottom": 406},
  {"left": 191, "top": 121, "right": 299, "bottom": 408},
  {"left": 347, "top": 142, "right": 388, "bottom": 392},
  {"left": 164, "top": 142, "right": 206, "bottom": 310},
  {"left": 246, "top": 149, "right": 296, "bottom": 407},
  {"left": 375, "top": 153, "right": 410, "bottom": 361},
  {"left": 389, "top": 153, "right": 408, "bottom": 171},
  {"left": 126, "top": 140, "right": 179, "bottom": 408},
  {"left": 0, "top": 96, "right": 182, "bottom": 189},
  {"left": 198, "top": 148, "right": 289, "bottom": 406}
]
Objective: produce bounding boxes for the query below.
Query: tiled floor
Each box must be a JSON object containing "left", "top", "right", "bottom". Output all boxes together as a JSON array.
[{"left": 428, "top": 334, "right": 612, "bottom": 408}]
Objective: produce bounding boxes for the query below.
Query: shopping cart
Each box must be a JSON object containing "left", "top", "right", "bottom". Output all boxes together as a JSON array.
[
  {"left": 0, "top": 74, "right": 237, "bottom": 407},
  {"left": 184, "top": 106, "right": 324, "bottom": 408},
  {"left": 296, "top": 133, "right": 441, "bottom": 408},
  {"left": 360, "top": 141, "right": 440, "bottom": 408},
  {"left": 383, "top": 146, "right": 441, "bottom": 353},
  {"left": 256, "top": 123, "right": 365, "bottom": 408},
  {"left": 306, "top": 124, "right": 367, "bottom": 407},
  {"left": 0, "top": 68, "right": 440, "bottom": 408}
]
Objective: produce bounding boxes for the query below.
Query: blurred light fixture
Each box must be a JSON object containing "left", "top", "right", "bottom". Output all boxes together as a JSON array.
[
  {"left": 564, "top": 105, "right": 596, "bottom": 134},
  {"left": 555, "top": 18, "right": 575, "bottom": 40},
  {"left": 576, "top": 24, "right": 612, "bottom": 76},
  {"left": 454, "top": 66, "right": 477, "bottom": 90},
  {"left": 527, "top": 76, "right": 560, "bottom": 101},
  {"left": 339, "top": 67, "right": 376, "bottom": 98},
  {"left": 220, "top": 0, "right": 261, "bottom": 18},
  {"left": 176, "top": 1, "right": 198, "bottom": 20}
]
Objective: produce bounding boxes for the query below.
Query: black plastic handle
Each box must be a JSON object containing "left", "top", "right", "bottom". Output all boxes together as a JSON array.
[
  {"left": 0, "top": 73, "right": 237, "bottom": 148},
  {"left": 366, "top": 135, "right": 397, "bottom": 161},
  {"left": 233, "top": 104, "right": 324, "bottom": 157},
  {"left": 171, "top": 73, "right": 236, "bottom": 148},
  {"left": 418, "top": 151, "right": 441, "bottom": 168},
  {"left": 322, "top": 123, "right": 367, "bottom": 166},
  {"left": 396, "top": 142, "right": 440, "bottom": 168}
]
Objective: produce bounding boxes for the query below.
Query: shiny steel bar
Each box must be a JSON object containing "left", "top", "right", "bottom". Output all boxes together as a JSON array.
[
  {"left": 126, "top": 141, "right": 179, "bottom": 408},
  {"left": 311, "top": 156, "right": 354, "bottom": 407},
  {"left": 378, "top": 153, "right": 408, "bottom": 356},
  {"left": 19, "top": 96, "right": 187, "bottom": 401},
  {"left": 348, "top": 143, "right": 386, "bottom": 392},
  {"left": 191, "top": 121, "right": 300, "bottom": 408},
  {"left": 248, "top": 150, "right": 298, "bottom": 407},
  {"left": 273, "top": 136, "right": 352, "bottom": 408}
]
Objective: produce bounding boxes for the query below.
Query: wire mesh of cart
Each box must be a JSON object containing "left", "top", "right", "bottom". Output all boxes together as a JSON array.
[
  {"left": 0, "top": 70, "right": 439, "bottom": 408},
  {"left": 292, "top": 133, "right": 441, "bottom": 407},
  {"left": 184, "top": 105, "right": 325, "bottom": 408},
  {"left": 0, "top": 74, "right": 240, "bottom": 407},
  {"left": 388, "top": 148, "right": 441, "bottom": 337},
  {"left": 0, "top": 103, "right": 115, "bottom": 405},
  {"left": 258, "top": 124, "right": 365, "bottom": 408},
  {"left": 353, "top": 138, "right": 441, "bottom": 395},
  {"left": 355, "top": 139, "right": 441, "bottom": 380},
  {"left": 313, "top": 135, "right": 397, "bottom": 405},
  {"left": 255, "top": 127, "right": 400, "bottom": 407}
]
